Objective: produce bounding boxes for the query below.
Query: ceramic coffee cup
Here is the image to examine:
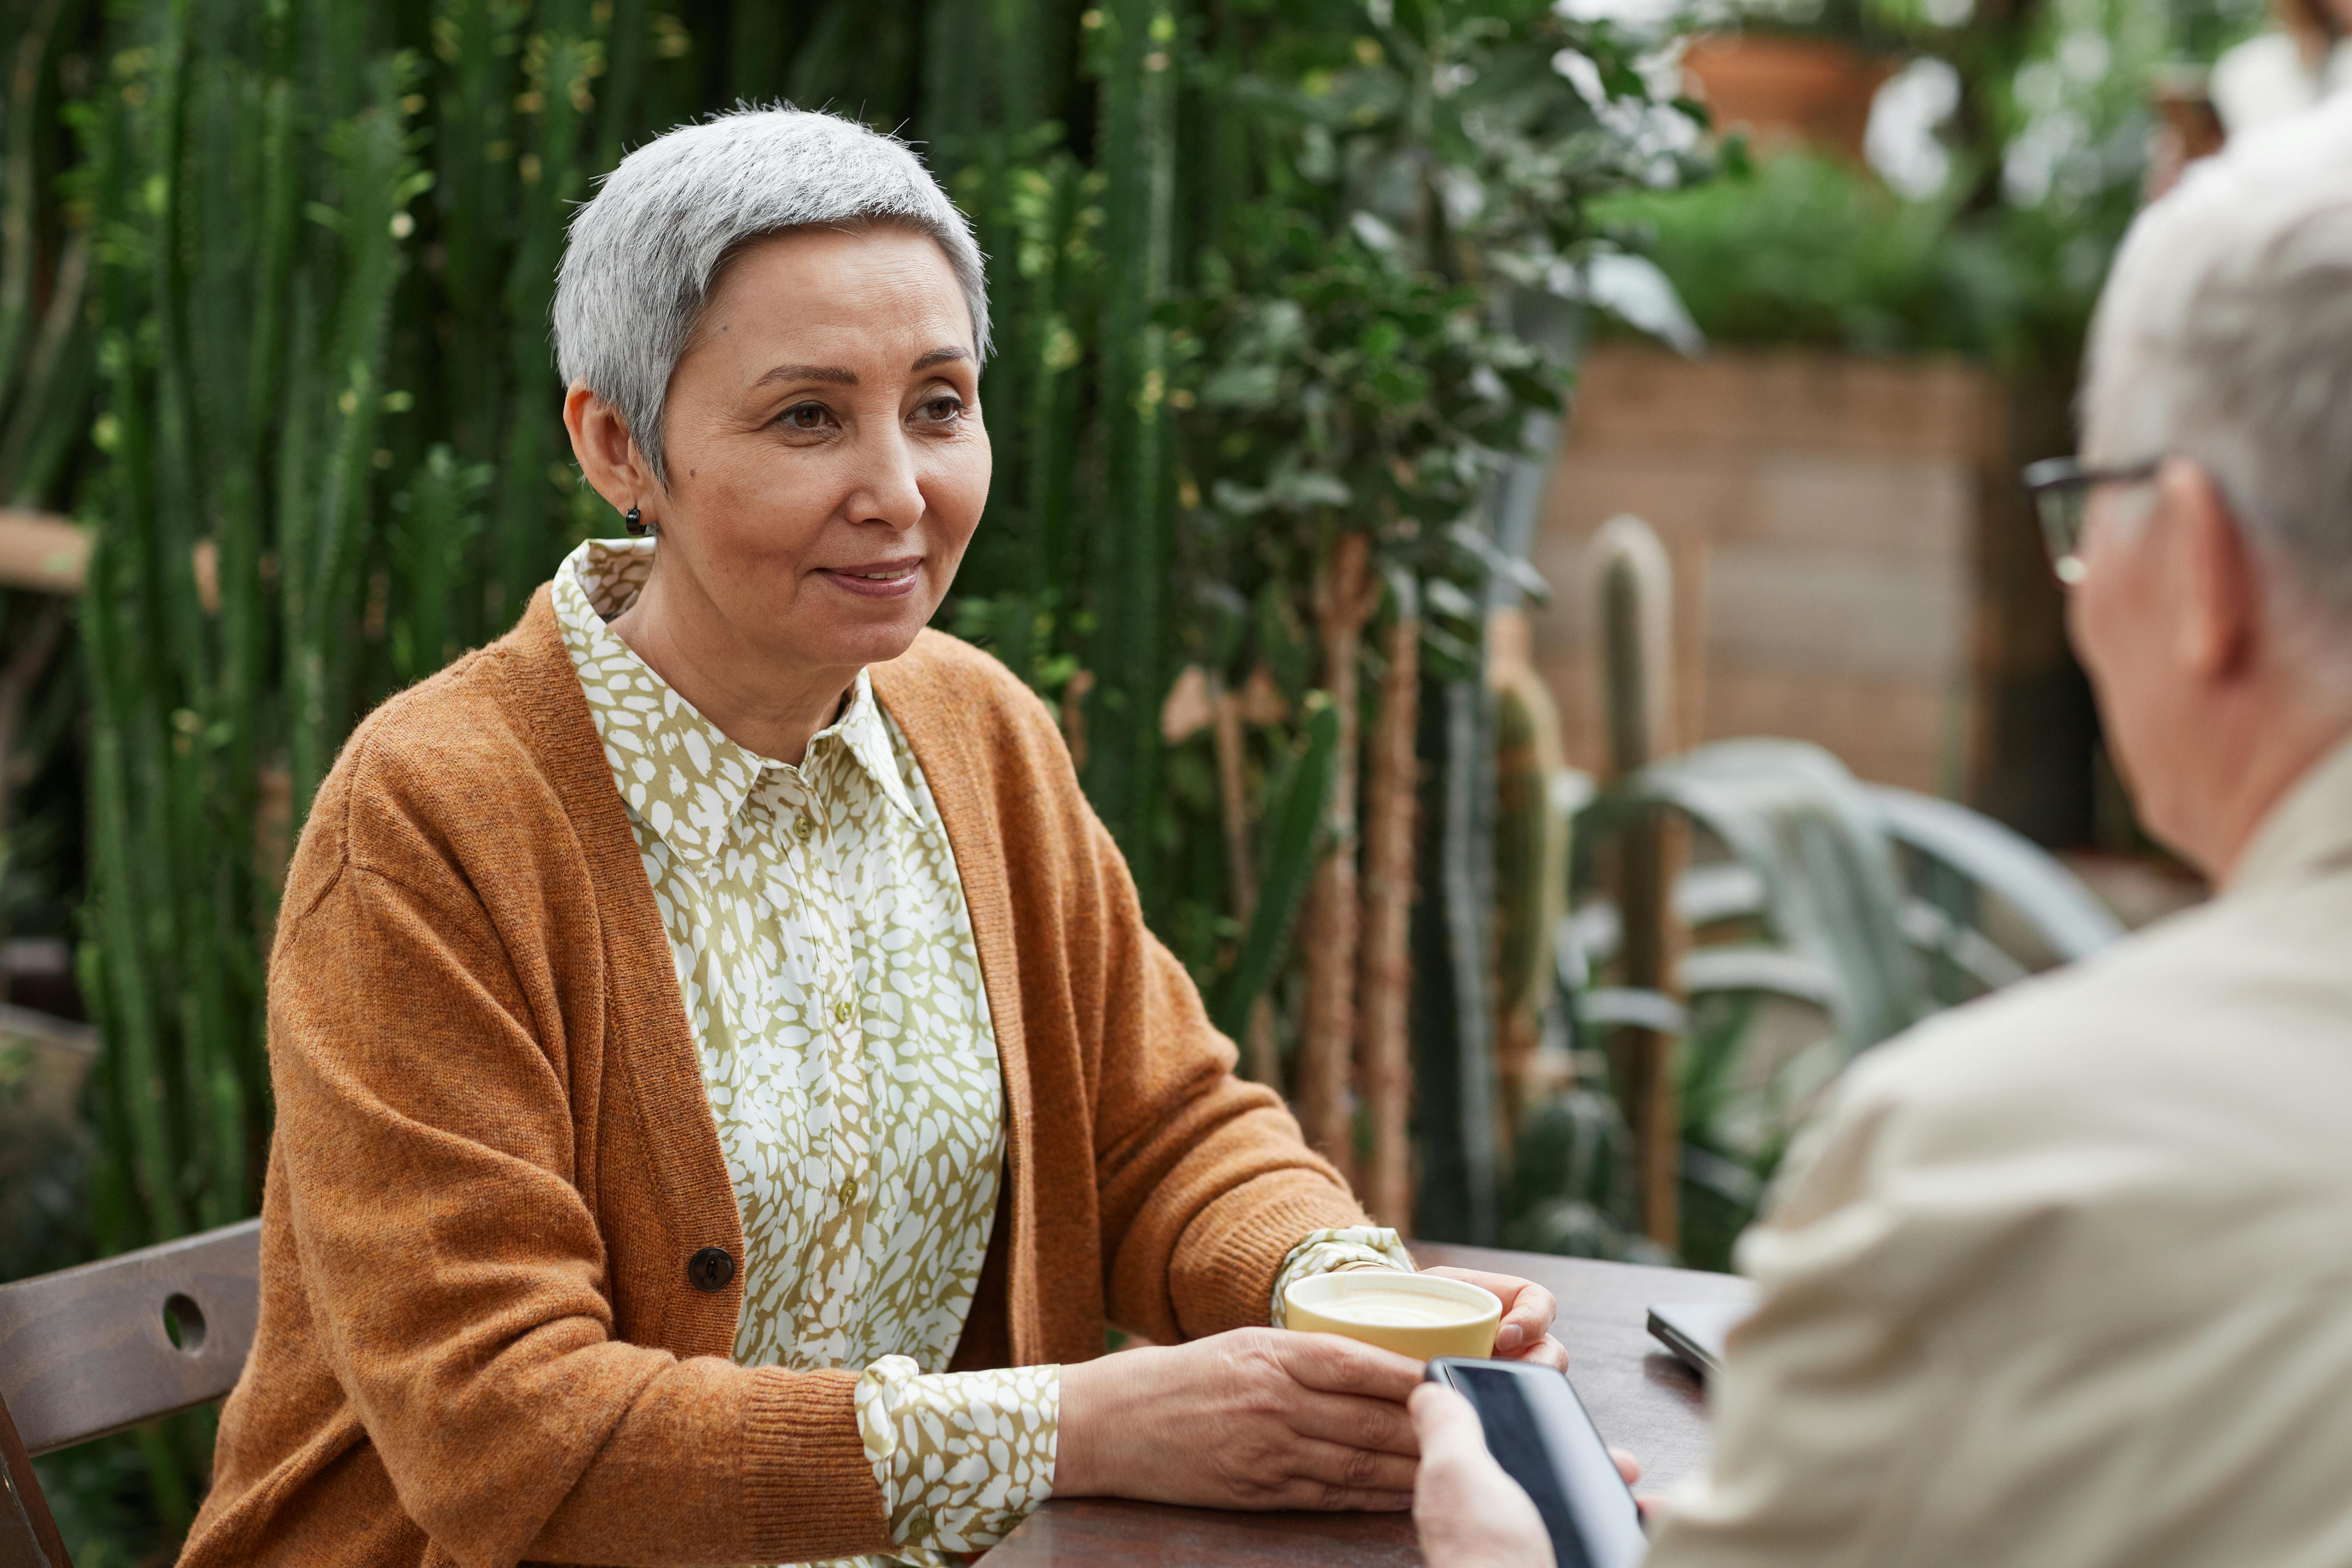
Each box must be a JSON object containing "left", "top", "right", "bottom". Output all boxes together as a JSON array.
[{"left": 1282, "top": 1271, "right": 1502, "bottom": 1360}]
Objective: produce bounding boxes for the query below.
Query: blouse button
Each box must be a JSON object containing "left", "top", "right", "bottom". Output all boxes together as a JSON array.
[
  {"left": 834, "top": 999, "right": 853, "bottom": 1024},
  {"left": 794, "top": 816, "right": 813, "bottom": 842},
  {"left": 839, "top": 1177, "right": 860, "bottom": 1206},
  {"left": 904, "top": 1507, "right": 932, "bottom": 1542},
  {"left": 686, "top": 1246, "right": 736, "bottom": 1293}
]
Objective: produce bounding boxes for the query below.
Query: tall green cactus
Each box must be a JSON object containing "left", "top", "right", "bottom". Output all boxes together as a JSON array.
[
  {"left": 1591, "top": 513, "right": 1681, "bottom": 1246},
  {"left": 1079, "top": 0, "right": 1179, "bottom": 899}
]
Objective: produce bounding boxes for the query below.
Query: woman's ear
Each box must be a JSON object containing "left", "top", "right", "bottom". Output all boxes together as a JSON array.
[{"left": 563, "top": 380, "right": 656, "bottom": 518}]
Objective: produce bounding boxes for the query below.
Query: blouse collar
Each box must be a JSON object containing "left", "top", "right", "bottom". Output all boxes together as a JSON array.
[{"left": 552, "top": 538, "right": 920, "bottom": 869}]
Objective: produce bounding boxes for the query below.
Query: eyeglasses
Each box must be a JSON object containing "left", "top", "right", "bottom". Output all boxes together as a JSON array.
[{"left": 2021, "top": 456, "right": 2162, "bottom": 586}]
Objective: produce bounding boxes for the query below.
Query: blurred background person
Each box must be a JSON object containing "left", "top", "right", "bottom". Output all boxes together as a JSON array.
[{"left": 1411, "top": 95, "right": 2352, "bottom": 1568}]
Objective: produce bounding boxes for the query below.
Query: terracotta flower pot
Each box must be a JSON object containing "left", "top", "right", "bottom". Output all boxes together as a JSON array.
[{"left": 1682, "top": 34, "right": 1896, "bottom": 163}]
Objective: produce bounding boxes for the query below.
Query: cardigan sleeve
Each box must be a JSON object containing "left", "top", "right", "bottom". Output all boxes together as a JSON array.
[{"left": 267, "top": 851, "right": 892, "bottom": 1568}]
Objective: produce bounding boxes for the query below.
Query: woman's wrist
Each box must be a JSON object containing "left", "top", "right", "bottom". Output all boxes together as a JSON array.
[
  {"left": 1055, "top": 1349, "right": 1154, "bottom": 1498},
  {"left": 1052, "top": 1353, "right": 1101, "bottom": 1496}
]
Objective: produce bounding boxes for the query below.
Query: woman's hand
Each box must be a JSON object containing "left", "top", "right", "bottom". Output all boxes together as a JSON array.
[
  {"left": 1056, "top": 1328, "right": 1424, "bottom": 1512},
  {"left": 1420, "top": 1267, "right": 1570, "bottom": 1372}
]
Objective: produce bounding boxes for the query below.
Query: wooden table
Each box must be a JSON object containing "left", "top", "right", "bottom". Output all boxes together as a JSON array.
[{"left": 987, "top": 1243, "right": 1756, "bottom": 1566}]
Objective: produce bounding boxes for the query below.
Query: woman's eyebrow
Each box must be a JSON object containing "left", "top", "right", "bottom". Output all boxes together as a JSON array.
[
  {"left": 755, "top": 363, "right": 859, "bottom": 388},
  {"left": 912, "top": 346, "right": 971, "bottom": 370}
]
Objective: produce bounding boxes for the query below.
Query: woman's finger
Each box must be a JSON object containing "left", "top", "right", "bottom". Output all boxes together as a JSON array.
[
  {"left": 1610, "top": 1446, "right": 1643, "bottom": 1486},
  {"left": 1493, "top": 1332, "right": 1568, "bottom": 1372},
  {"left": 1494, "top": 1281, "right": 1557, "bottom": 1353},
  {"left": 1273, "top": 1435, "right": 1421, "bottom": 1496},
  {"left": 1422, "top": 1267, "right": 1557, "bottom": 1352},
  {"left": 1284, "top": 1388, "right": 1421, "bottom": 1456},
  {"left": 1276, "top": 1331, "right": 1428, "bottom": 1403}
]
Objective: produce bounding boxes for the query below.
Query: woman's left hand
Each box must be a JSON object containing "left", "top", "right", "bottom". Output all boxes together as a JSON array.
[{"left": 1420, "top": 1267, "right": 1570, "bottom": 1371}]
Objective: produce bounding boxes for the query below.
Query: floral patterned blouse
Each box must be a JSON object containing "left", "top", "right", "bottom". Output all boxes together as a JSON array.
[{"left": 553, "top": 538, "right": 1407, "bottom": 1566}]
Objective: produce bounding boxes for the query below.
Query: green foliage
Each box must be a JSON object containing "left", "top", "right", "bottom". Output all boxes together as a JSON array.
[
  {"left": 1210, "top": 696, "right": 1340, "bottom": 1036},
  {"left": 1593, "top": 149, "right": 2112, "bottom": 368},
  {"left": 1111, "top": 0, "right": 1717, "bottom": 1041},
  {"left": 76, "top": 0, "right": 591, "bottom": 1260},
  {"left": 1183, "top": 216, "right": 1552, "bottom": 557}
]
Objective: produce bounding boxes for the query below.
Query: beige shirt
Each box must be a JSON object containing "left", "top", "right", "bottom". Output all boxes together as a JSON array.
[{"left": 1651, "top": 738, "right": 2352, "bottom": 1568}]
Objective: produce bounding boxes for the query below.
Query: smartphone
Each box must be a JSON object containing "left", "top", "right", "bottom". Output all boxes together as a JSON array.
[{"left": 1424, "top": 1357, "right": 1647, "bottom": 1568}]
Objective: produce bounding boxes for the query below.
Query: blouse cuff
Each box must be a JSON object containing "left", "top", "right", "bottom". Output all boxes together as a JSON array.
[
  {"left": 853, "top": 1356, "right": 1059, "bottom": 1556},
  {"left": 1269, "top": 1225, "right": 1416, "bottom": 1328}
]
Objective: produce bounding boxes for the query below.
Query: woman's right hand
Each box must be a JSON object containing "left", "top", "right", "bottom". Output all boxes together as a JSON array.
[{"left": 1055, "top": 1327, "right": 1424, "bottom": 1512}]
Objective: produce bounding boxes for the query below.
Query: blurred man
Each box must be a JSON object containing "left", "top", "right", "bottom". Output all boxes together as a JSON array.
[{"left": 1413, "top": 97, "right": 2352, "bottom": 1568}]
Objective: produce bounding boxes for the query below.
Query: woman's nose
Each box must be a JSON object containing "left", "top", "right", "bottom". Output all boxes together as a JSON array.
[{"left": 844, "top": 425, "right": 927, "bottom": 531}]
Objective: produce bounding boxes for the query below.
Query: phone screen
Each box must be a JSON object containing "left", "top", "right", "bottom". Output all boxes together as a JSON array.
[{"left": 1430, "top": 1359, "right": 1647, "bottom": 1568}]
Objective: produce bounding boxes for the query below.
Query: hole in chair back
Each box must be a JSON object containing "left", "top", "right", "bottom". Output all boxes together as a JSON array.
[{"left": 162, "top": 1293, "right": 208, "bottom": 1356}]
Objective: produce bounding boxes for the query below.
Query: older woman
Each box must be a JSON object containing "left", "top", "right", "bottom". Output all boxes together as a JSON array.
[{"left": 181, "top": 108, "right": 1564, "bottom": 1568}]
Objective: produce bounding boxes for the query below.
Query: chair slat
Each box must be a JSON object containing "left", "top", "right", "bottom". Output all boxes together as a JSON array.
[{"left": 0, "top": 1220, "right": 262, "bottom": 1456}]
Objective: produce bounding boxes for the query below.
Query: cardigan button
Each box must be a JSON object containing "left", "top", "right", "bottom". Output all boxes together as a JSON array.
[{"left": 687, "top": 1247, "right": 736, "bottom": 1293}]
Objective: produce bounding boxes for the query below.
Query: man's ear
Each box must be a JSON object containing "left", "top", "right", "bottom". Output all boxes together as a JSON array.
[
  {"left": 2167, "top": 458, "right": 2260, "bottom": 684},
  {"left": 562, "top": 381, "right": 657, "bottom": 518}
]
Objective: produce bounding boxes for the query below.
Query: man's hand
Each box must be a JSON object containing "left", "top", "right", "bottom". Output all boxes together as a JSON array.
[
  {"left": 1056, "top": 1327, "right": 1423, "bottom": 1512},
  {"left": 1410, "top": 1383, "right": 1555, "bottom": 1568},
  {"left": 1420, "top": 1266, "right": 1570, "bottom": 1371},
  {"left": 1410, "top": 1384, "right": 1648, "bottom": 1568}
]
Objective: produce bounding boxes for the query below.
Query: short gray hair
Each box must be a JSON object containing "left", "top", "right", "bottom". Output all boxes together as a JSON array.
[
  {"left": 553, "top": 106, "right": 989, "bottom": 486},
  {"left": 2086, "top": 97, "right": 2352, "bottom": 683}
]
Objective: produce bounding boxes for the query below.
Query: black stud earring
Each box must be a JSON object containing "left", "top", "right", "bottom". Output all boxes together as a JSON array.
[{"left": 624, "top": 506, "right": 650, "bottom": 537}]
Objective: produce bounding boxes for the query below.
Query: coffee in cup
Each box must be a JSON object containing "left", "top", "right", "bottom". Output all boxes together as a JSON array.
[{"left": 1283, "top": 1271, "right": 1502, "bottom": 1360}]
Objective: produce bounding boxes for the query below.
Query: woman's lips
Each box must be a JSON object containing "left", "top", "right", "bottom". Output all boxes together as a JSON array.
[{"left": 816, "top": 561, "right": 922, "bottom": 600}]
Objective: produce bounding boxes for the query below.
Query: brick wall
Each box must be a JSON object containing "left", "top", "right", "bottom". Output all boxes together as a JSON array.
[{"left": 1532, "top": 344, "right": 2087, "bottom": 830}]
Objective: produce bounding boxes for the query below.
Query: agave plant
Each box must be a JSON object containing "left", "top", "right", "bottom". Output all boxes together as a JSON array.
[{"left": 1535, "top": 736, "right": 2126, "bottom": 1267}]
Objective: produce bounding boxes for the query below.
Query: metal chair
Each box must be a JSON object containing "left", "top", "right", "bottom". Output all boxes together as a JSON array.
[{"left": 0, "top": 1220, "right": 262, "bottom": 1568}]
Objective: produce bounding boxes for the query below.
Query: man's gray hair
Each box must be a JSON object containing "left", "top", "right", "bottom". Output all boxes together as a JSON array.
[
  {"left": 2087, "top": 97, "right": 2352, "bottom": 685},
  {"left": 553, "top": 106, "right": 988, "bottom": 486}
]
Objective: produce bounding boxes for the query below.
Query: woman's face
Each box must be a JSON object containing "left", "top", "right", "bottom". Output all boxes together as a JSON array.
[{"left": 647, "top": 224, "right": 988, "bottom": 676}]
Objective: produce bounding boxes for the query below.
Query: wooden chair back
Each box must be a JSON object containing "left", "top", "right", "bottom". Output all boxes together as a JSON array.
[{"left": 0, "top": 1220, "right": 263, "bottom": 1568}]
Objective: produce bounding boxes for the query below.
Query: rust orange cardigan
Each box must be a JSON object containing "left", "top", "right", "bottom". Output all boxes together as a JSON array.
[{"left": 179, "top": 590, "right": 1368, "bottom": 1568}]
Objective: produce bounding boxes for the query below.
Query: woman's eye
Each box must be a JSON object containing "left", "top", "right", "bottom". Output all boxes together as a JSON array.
[
  {"left": 778, "top": 402, "right": 834, "bottom": 432},
  {"left": 915, "top": 395, "right": 965, "bottom": 425}
]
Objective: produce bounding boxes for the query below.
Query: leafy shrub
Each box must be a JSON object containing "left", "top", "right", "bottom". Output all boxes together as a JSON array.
[{"left": 1594, "top": 148, "right": 2120, "bottom": 369}]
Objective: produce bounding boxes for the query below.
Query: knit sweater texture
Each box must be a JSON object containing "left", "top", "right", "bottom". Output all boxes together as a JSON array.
[{"left": 177, "top": 590, "right": 1369, "bottom": 1568}]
